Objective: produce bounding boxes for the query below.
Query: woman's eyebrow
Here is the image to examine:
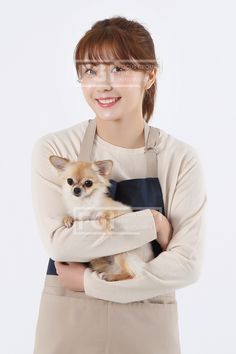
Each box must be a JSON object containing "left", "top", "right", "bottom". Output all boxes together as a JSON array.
[
  {"left": 81, "top": 62, "right": 97, "bottom": 67},
  {"left": 82, "top": 60, "right": 118, "bottom": 66}
]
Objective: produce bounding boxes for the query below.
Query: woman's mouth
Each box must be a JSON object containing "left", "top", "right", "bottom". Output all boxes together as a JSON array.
[{"left": 95, "top": 97, "right": 121, "bottom": 108}]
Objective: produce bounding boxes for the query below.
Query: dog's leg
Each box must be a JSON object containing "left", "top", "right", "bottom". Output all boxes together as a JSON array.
[
  {"left": 63, "top": 215, "right": 74, "bottom": 228},
  {"left": 97, "top": 215, "right": 113, "bottom": 234},
  {"left": 102, "top": 254, "right": 135, "bottom": 281}
]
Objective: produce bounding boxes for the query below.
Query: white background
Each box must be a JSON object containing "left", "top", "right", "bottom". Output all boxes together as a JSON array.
[{"left": 0, "top": 1, "right": 235, "bottom": 353}]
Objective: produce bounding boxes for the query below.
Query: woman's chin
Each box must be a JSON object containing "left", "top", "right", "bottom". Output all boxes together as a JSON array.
[{"left": 95, "top": 114, "right": 121, "bottom": 122}]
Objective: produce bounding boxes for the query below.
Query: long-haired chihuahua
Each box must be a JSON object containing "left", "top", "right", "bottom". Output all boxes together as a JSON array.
[{"left": 49, "top": 156, "right": 135, "bottom": 281}]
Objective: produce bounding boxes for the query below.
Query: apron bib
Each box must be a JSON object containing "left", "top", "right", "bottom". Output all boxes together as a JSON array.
[{"left": 33, "top": 118, "right": 181, "bottom": 354}]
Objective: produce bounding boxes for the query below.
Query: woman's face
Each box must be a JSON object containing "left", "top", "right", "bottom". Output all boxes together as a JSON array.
[{"left": 79, "top": 60, "right": 149, "bottom": 122}]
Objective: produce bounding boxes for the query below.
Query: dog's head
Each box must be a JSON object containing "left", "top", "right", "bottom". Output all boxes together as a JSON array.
[{"left": 49, "top": 156, "right": 113, "bottom": 199}]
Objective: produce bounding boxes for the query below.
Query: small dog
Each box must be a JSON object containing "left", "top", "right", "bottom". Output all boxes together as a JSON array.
[{"left": 49, "top": 155, "right": 136, "bottom": 281}]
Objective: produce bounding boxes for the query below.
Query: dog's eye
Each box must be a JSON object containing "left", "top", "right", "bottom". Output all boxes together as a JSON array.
[
  {"left": 67, "top": 178, "right": 74, "bottom": 186},
  {"left": 84, "top": 180, "right": 93, "bottom": 188}
]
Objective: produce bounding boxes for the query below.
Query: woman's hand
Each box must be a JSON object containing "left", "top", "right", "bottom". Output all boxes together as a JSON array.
[
  {"left": 54, "top": 261, "right": 87, "bottom": 292},
  {"left": 149, "top": 209, "right": 173, "bottom": 250}
]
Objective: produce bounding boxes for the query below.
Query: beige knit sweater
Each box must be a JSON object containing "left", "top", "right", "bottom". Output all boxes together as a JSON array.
[{"left": 31, "top": 119, "right": 207, "bottom": 303}]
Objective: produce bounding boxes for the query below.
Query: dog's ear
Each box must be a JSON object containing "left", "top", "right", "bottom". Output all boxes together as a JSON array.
[
  {"left": 49, "top": 155, "right": 70, "bottom": 171},
  {"left": 92, "top": 160, "right": 113, "bottom": 177}
]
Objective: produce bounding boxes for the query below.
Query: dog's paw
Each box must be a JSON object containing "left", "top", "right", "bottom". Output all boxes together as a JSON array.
[
  {"left": 63, "top": 216, "right": 74, "bottom": 228},
  {"left": 101, "top": 272, "right": 134, "bottom": 281},
  {"left": 97, "top": 216, "right": 113, "bottom": 234},
  {"left": 101, "top": 273, "right": 115, "bottom": 281}
]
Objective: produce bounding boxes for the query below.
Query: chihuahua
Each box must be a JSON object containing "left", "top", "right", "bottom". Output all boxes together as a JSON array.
[{"left": 49, "top": 155, "right": 139, "bottom": 281}]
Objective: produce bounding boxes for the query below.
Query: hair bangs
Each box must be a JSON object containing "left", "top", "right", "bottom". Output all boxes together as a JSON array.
[{"left": 74, "top": 30, "right": 142, "bottom": 79}]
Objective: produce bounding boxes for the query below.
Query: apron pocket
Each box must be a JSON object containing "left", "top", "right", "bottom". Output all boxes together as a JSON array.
[
  {"left": 108, "top": 300, "right": 181, "bottom": 354},
  {"left": 33, "top": 284, "right": 108, "bottom": 354}
]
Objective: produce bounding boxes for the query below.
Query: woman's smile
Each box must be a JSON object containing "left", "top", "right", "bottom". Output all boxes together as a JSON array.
[{"left": 95, "top": 96, "right": 121, "bottom": 108}]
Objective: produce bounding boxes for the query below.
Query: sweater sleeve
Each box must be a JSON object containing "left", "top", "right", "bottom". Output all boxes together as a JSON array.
[
  {"left": 84, "top": 148, "right": 207, "bottom": 303},
  {"left": 31, "top": 136, "right": 157, "bottom": 262}
]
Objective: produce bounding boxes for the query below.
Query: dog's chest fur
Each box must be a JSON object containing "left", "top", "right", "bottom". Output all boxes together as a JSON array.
[{"left": 63, "top": 188, "right": 107, "bottom": 220}]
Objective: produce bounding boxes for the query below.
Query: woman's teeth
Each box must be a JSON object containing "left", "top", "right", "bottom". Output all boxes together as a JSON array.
[{"left": 97, "top": 98, "right": 119, "bottom": 104}]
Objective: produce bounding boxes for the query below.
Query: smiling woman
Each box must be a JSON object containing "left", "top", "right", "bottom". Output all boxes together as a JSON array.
[{"left": 73, "top": 16, "right": 158, "bottom": 122}]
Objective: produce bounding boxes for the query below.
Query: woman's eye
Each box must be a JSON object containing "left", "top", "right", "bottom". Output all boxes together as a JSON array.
[
  {"left": 84, "top": 180, "right": 93, "bottom": 187},
  {"left": 84, "top": 68, "right": 96, "bottom": 75},
  {"left": 67, "top": 178, "right": 74, "bottom": 185},
  {"left": 112, "top": 66, "right": 125, "bottom": 73}
]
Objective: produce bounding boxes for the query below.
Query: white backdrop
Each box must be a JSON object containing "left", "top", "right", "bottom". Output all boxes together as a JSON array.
[{"left": 0, "top": 1, "right": 235, "bottom": 353}]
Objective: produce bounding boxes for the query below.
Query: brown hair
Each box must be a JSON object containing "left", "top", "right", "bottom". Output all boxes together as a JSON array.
[{"left": 73, "top": 16, "right": 159, "bottom": 122}]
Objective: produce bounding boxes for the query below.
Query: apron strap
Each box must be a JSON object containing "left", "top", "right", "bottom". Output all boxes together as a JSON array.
[
  {"left": 144, "top": 120, "right": 160, "bottom": 177},
  {"left": 77, "top": 118, "right": 97, "bottom": 161}
]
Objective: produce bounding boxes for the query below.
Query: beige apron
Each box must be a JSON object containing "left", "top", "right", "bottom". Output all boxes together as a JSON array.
[{"left": 33, "top": 119, "right": 181, "bottom": 354}]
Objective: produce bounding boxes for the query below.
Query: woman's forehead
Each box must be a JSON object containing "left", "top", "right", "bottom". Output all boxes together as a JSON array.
[{"left": 81, "top": 58, "right": 123, "bottom": 66}]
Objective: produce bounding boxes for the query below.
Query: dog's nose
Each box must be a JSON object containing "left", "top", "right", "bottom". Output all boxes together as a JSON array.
[{"left": 73, "top": 187, "right": 81, "bottom": 196}]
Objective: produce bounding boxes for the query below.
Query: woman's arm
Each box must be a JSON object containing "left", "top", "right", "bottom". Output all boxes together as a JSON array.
[
  {"left": 31, "top": 136, "right": 157, "bottom": 262},
  {"left": 54, "top": 211, "right": 173, "bottom": 291},
  {"left": 83, "top": 148, "right": 207, "bottom": 303}
]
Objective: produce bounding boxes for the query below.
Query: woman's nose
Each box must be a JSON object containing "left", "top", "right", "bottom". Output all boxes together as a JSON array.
[{"left": 96, "top": 68, "right": 112, "bottom": 88}]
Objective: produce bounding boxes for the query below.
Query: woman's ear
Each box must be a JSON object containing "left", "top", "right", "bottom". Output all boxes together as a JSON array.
[{"left": 144, "top": 67, "right": 157, "bottom": 90}]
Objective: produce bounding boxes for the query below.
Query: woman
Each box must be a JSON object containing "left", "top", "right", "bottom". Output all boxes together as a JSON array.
[{"left": 31, "top": 16, "right": 207, "bottom": 354}]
